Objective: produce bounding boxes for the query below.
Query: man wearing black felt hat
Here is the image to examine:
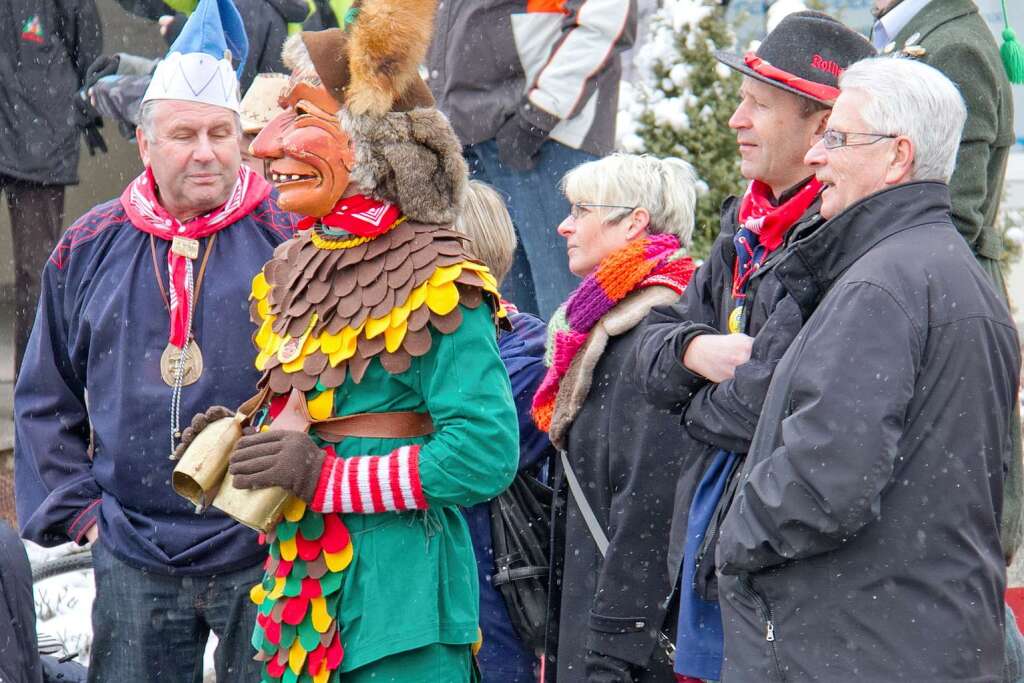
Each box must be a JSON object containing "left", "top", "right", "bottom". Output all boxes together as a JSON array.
[{"left": 633, "top": 12, "right": 874, "bottom": 682}]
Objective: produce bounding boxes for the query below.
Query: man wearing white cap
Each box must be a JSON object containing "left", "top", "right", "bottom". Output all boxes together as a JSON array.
[{"left": 14, "top": 0, "right": 299, "bottom": 679}]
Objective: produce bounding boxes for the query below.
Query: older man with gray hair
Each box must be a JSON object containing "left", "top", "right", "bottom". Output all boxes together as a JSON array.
[{"left": 714, "top": 56, "right": 1020, "bottom": 681}]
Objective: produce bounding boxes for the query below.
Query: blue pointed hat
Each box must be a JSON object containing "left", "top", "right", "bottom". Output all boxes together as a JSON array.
[{"left": 142, "top": 0, "right": 249, "bottom": 112}]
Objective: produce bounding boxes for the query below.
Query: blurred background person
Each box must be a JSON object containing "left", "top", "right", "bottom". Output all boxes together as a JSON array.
[
  {"left": 426, "top": 0, "right": 637, "bottom": 320},
  {"left": 452, "top": 180, "right": 553, "bottom": 683},
  {"left": 0, "top": 521, "right": 43, "bottom": 683},
  {"left": 238, "top": 72, "right": 287, "bottom": 177},
  {"left": 0, "top": 0, "right": 102, "bottom": 378},
  {"left": 109, "top": 0, "right": 304, "bottom": 92}
]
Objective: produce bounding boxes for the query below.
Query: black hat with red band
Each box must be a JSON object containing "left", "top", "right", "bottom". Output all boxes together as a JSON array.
[{"left": 715, "top": 11, "right": 875, "bottom": 105}]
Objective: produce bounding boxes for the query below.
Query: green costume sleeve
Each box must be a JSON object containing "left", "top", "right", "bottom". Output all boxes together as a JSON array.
[{"left": 415, "top": 304, "right": 519, "bottom": 507}]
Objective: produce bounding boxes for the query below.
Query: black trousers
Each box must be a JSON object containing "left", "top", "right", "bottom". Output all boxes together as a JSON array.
[
  {"left": 0, "top": 175, "right": 65, "bottom": 378},
  {"left": 0, "top": 522, "right": 42, "bottom": 683}
]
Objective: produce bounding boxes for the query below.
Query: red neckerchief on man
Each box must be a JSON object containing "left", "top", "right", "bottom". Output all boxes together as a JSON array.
[
  {"left": 296, "top": 194, "right": 401, "bottom": 237},
  {"left": 121, "top": 165, "right": 272, "bottom": 347},
  {"left": 729, "top": 178, "right": 821, "bottom": 332}
]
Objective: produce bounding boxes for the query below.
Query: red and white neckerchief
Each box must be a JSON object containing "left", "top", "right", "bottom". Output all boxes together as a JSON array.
[
  {"left": 728, "top": 178, "right": 822, "bottom": 333},
  {"left": 121, "top": 166, "right": 272, "bottom": 348},
  {"left": 736, "top": 177, "right": 822, "bottom": 255},
  {"left": 296, "top": 194, "right": 401, "bottom": 237}
]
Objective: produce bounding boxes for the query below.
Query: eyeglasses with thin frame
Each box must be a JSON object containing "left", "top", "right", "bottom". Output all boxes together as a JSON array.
[
  {"left": 822, "top": 129, "right": 898, "bottom": 150},
  {"left": 570, "top": 202, "right": 638, "bottom": 220}
]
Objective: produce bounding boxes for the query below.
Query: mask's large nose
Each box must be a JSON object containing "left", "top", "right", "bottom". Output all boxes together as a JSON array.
[{"left": 250, "top": 111, "right": 292, "bottom": 160}]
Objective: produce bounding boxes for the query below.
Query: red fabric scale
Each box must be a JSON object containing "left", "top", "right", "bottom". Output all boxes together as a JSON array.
[
  {"left": 264, "top": 618, "right": 282, "bottom": 645},
  {"left": 300, "top": 577, "right": 322, "bottom": 599},
  {"left": 296, "top": 533, "right": 322, "bottom": 561},
  {"left": 306, "top": 644, "right": 327, "bottom": 676},
  {"left": 322, "top": 513, "right": 350, "bottom": 553},
  {"left": 275, "top": 559, "right": 293, "bottom": 578},
  {"left": 326, "top": 635, "right": 344, "bottom": 670},
  {"left": 267, "top": 393, "right": 290, "bottom": 419},
  {"left": 282, "top": 596, "right": 309, "bottom": 626},
  {"left": 267, "top": 655, "right": 287, "bottom": 678}
]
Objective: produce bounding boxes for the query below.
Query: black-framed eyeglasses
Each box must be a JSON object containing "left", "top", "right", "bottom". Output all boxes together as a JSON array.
[
  {"left": 822, "top": 129, "right": 898, "bottom": 150},
  {"left": 570, "top": 202, "right": 638, "bottom": 220}
]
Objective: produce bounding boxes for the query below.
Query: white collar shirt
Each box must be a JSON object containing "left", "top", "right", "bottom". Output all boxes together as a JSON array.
[{"left": 871, "top": 0, "right": 933, "bottom": 51}]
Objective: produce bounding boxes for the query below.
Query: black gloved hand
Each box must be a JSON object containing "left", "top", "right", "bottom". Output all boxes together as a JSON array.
[
  {"left": 72, "top": 90, "right": 100, "bottom": 128},
  {"left": 171, "top": 405, "right": 236, "bottom": 460},
  {"left": 84, "top": 54, "right": 121, "bottom": 91},
  {"left": 228, "top": 430, "right": 325, "bottom": 502},
  {"left": 495, "top": 103, "right": 558, "bottom": 171},
  {"left": 78, "top": 54, "right": 121, "bottom": 154},
  {"left": 72, "top": 93, "right": 108, "bottom": 156},
  {"left": 584, "top": 650, "right": 636, "bottom": 683},
  {"left": 82, "top": 122, "right": 108, "bottom": 156}
]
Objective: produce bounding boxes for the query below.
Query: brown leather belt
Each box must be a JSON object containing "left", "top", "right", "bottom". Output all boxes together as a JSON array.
[
  {"left": 240, "top": 386, "right": 434, "bottom": 442},
  {"left": 313, "top": 410, "right": 434, "bottom": 442}
]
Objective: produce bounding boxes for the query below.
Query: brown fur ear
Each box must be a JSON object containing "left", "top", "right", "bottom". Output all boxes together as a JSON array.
[
  {"left": 347, "top": 0, "right": 438, "bottom": 116},
  {"left": 345, "top": 109, "right": 467, "bottom": 224}
]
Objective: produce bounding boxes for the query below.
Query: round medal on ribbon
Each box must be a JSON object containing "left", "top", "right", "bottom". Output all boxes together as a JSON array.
[{"left": 728, "top": 306, "right": 743, "bottom": 334}]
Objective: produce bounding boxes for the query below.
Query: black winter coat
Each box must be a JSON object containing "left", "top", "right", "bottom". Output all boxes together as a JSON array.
[
  {"left": 543, "top": 287, "right": 693, "bottom": 682},
  {"left": 634, "top": 195, "right": 823, "bottom": 577},
  {"left": 716, "top": 182, "right": 1020, "bottom": 682},
  {"left": 0, "top": 0, "right": 101, "bottom": 185}
]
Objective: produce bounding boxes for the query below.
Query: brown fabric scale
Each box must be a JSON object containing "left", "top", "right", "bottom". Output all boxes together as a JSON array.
[{"left": 251, "top": 220, "right": 505, "bottom": 395}]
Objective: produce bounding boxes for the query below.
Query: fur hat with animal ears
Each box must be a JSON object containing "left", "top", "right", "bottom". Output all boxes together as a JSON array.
[{"left": 281, "top": 0, "right": 467, "bottom": 225}]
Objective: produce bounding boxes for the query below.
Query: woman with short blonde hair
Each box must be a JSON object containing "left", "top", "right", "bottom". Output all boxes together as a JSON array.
[
  {"left": 560, "top": 153, "right": 697, "bottom": 243},
  {"left": 535, "top": 153, "right": 699, "bottom": 681}
]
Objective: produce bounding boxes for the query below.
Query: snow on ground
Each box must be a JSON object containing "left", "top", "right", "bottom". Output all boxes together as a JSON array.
[{"left": 24, "top": 540, "right": 218, "bottom": 681}]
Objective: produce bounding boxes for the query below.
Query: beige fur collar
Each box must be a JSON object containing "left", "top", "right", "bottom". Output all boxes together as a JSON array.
[{"left": 548, "top": 286, "right": 682, "bottom": 449}]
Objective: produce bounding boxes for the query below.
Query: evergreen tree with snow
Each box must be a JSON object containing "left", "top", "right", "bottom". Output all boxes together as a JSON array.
[{"left": 619, "top": 0, "right": 744, "bottom": 258}]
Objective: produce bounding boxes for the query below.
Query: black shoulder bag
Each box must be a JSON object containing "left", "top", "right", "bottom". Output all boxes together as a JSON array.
[{"left": 489, "top": 471, "right": 553, "bottom": 651}]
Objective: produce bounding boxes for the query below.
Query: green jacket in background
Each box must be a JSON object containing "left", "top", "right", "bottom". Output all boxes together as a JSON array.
[
  {"left": 893, "top": 0, "right": 1015, "bottom": 278},
  {"left": 894, "top": 0, "right": 1022, "bottom": 563}
]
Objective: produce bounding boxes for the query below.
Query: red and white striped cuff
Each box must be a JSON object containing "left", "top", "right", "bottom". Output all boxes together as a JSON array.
[{"left": 311, "top": 445, "right": 428, "bottom": 514}]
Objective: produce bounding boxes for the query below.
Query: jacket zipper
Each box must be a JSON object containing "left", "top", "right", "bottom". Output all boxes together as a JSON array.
[
  {"left": 737, "top": 574, "right": 785, "bottom": 680},
  {"left": 738, "top": 574, "right": 775, "bottom": 641}
]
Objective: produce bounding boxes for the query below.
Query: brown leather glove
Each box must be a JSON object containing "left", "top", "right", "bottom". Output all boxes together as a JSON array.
[
  {"left": 228, "top": 430, "right": 325, "bottom": 502},
  {"left": 170, "top": 405, "right": 235, "bottom": 460}
]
